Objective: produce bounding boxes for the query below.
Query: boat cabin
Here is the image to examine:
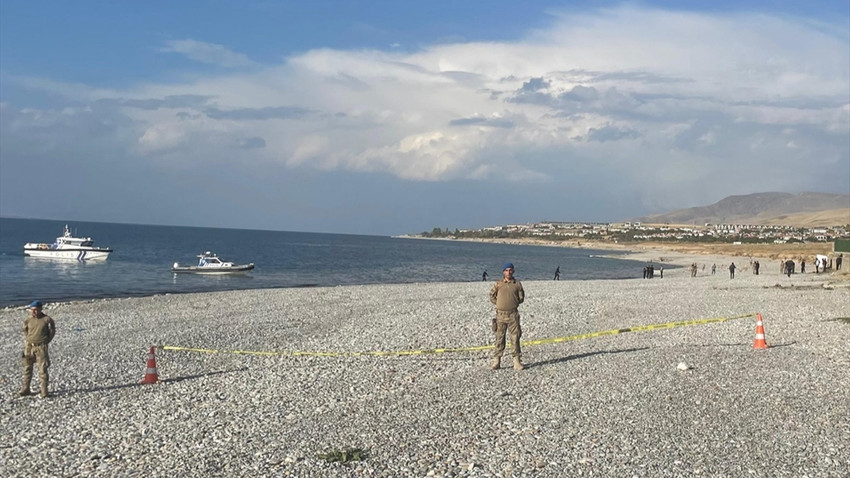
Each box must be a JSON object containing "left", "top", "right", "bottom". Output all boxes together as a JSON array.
[
  {"left": 55, "top": 225, "right": 95, "bottom": 248},
  {"left": 198, "top": 252, "right": 225, "bottom": 267}
]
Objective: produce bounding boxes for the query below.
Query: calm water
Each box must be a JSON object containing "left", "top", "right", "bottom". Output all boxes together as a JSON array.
[{"left": 0, "top": 218, "right": 648, "bottom": 307}]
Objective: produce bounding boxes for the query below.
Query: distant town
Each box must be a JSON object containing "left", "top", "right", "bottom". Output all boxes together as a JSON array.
[{"left": 419, "top": 221, "right": 850, "bottom": 244}]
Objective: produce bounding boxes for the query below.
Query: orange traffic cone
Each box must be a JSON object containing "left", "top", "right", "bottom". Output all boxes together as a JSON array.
[
  {"left": 141, "top": 346, "right": 160, "bottom": 384},
  {"left": 753, "top": 314, "right": 769, "bottom": 349}
]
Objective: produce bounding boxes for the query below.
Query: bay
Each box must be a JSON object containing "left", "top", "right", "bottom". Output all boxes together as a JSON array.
[{"left": 0, "top": 217, "right": 647, "bottom": 307}]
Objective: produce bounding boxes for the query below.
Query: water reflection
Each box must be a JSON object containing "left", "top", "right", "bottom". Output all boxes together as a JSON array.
[
  {"left": 172, "top": 273, "right": 255, "bottom": 285},
  {"left": 23, "top": 257, "right": 107, "bottom": 277}
]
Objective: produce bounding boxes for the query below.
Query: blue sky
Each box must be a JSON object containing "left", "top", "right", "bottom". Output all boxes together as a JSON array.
[{"left": 1, "top": 1, "right": 848, "bottom": 235}]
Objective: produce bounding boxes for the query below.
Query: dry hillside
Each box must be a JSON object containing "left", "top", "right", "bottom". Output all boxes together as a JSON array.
[
  {"left": 636, "top": 192, "right": 849, "bottom": 227},
  {"left": 758, "top": 208, "right": 850, "bottom": 227}
]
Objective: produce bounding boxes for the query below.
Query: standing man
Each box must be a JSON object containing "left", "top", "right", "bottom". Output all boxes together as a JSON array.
[
  {"left": 729, "top": 262, "right": 736, "bottom": 279},
  {"left": 489, "top": 263, "right": 525, "bottom": 371},
  {"left": 19, "top": 300, "right": 56, "bottom": 398},
  {"left": 554, "top": 266, "right": 560, "bottom": 280},
  {"left": 482, "top": 270, "right": 488, "bottom": 281}
]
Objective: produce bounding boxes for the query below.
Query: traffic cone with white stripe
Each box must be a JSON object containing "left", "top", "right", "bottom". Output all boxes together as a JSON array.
[
  {"left": 753, "top": 314, "right": 769, "bottom": 349},
  {"left": 141, "top": 346, "right": 160, "bottom": 384}
]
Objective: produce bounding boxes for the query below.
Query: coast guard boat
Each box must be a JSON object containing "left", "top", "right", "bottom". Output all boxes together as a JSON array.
[
  {"left": 23, "top": 224, "right": 113, "bottom": 261},
  {"left": 172, "top": 251, "right": 254, "bottom": 274}
]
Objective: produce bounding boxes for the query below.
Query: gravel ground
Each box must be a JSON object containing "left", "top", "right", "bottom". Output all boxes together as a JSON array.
[{"left": 1, "top": 252, "right": 848, "bottom": 477}]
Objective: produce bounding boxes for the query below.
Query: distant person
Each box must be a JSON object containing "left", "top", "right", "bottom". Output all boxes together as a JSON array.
[
  {"left": 711, "top": 264, "right": 716, "bottom": 275},
  {"left": 801, "top": 260, "right": 806, "bottom": 274},
  {"left": 785, "top": 260, "right": 794, "bottom": 278},
  {"left": 837, "top": 254, "right": 843, "bottom": 270},
  {"left": 482, "top": 270, "right": 488, "bottom": 281},
  {"left": 18, "top": 301, "right": 56, "bottom": 398},
  {"left": 753, "top": 260, "right": 760, "bottom": 275},
  {"left": 642, "top": 266, "right": 647, "bottom": 279},
  {"left": 729, "top": 262, "right": 736, "bottom": 279},
  {"left": 554, "top": 266, "right": 560, "bottom": 280},
  {"left": 815, "top": 258, "right": 821, "bottom": 274},
  {"left": 489, "top": 263, "right": 525, "bottom": 371},
  {"left": 659, "top": 266, "right": 664, "bottom": 279}
]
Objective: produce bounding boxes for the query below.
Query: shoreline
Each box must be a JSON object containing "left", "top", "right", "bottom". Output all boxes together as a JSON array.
[
  {"left": 5, "top": 237, "right": 846, "bottom": 310},
  {"left": 399, "top": 235, "right": 849, "bottom": 277}
]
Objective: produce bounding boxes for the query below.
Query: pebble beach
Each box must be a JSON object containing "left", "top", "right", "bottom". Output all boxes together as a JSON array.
[{"left": 1, "top": 250, "right": 848, "bottom": 477}]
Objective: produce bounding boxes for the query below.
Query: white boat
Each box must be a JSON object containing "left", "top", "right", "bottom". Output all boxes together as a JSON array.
[
  {"left": 172, "top": 251, "right": 254, "bottom": 274},
  {"left": 23, "top": 224, "right": 113, "bottom": 261}
]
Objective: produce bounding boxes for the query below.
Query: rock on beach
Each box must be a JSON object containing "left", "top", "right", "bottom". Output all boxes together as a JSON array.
[{"left": 1, "top": 251, "right": 848, "bottom": 477}]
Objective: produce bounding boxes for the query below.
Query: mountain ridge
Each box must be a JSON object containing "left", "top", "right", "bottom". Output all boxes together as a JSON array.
[{"left": 633, "top": 192, "right": 850, "bottom": 227}]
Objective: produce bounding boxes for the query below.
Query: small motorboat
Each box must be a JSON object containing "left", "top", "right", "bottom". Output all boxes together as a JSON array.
[
  {"left": 172, "top": 251, "right": 254, "bottom": 274},
  {"left": 23, "top": 224, "right": 113, "bottom": 261}
]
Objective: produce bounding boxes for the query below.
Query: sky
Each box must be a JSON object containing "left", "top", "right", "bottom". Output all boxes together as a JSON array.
[{"left": 1, "top": 1, "right": 848, "bottom": 235}]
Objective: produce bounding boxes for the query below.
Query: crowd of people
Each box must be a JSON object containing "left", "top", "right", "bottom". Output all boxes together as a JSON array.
[
  {"left": 652, "top": 253, "right": 844, "bottom": 280},
  {"left": 642, "top": 264, "right": 659, "bottom": 279}
]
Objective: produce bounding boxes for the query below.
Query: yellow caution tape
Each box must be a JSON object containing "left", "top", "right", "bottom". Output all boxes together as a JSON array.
[{"left": 161, "top": 313, "right": 757, "bottom": 358}]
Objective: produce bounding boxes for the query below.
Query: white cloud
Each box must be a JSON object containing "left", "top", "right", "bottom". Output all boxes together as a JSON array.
[
  {"left": 161, "top": 39, "right": 257, "bottom": 68},
  {"left": 3, "top": 5, "right": 848, "bottom": 220}
]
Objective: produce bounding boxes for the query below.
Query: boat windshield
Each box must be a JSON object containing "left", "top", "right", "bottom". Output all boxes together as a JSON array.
[{"left": 199, "top": 256, "right": 223, "bottom": 266}]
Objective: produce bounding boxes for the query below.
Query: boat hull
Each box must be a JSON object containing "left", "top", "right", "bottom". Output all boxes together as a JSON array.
[
  {"left": 172, "top": 263, "right": 255, "bottom": 274},
  {"left": 24, "top": 246, "right": 112, "bottom": 261}
]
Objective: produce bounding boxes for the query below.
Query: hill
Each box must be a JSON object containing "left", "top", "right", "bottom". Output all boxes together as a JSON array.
[{"left": 635, "top": 192, "right": 850, "bottom": 227}]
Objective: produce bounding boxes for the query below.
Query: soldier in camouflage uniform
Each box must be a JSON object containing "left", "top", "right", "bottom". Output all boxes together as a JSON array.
[
  {"left": 489, "top": 263, "right": 525, "bottom": 370},
  {"left": 18, "top": 300, "right": 56, "bottom": 398}
]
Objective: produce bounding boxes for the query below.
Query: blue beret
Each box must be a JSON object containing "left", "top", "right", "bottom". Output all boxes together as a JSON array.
[
  {"left": 502, "top": 262, "right": 514, "bottom": 270},
  {"left": 28, "top": 300, "right": 43, "bottom": 308}
]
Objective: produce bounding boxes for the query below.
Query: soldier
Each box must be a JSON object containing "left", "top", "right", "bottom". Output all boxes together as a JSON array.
[
  {"left": 18, "top": 300, "right": 56, "bottom": 398},
  {"left": 489, "top": 263, "right": 525, "bottom": 371}
]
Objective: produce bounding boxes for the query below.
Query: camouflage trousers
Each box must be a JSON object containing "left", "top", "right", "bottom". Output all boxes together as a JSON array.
[
  {"left": 493, "top": 310, "right": 522, "bottom": 358},
  {"left": 22, "top": 343, "right": 50, "bottom": 393}
]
